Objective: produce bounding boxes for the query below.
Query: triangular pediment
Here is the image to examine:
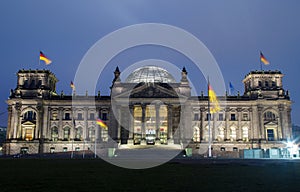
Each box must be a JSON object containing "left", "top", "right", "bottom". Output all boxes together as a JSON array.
[
  {"left": 22, "top": 121, "right": 36, "bottom": 127},
  {"left": 264, "top": 121, "right": 278, "bottom": 127},
  {"left": 113, "top": 83, "right": 186, "bottom": 98}
]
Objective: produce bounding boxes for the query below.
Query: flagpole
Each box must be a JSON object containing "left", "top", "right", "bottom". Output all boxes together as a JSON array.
[
  {"left": 208, "top": 76, "right": 212, "bottom": 158},
  {"left": 260, "top": 51, "right": 263, "bottom": 71}
]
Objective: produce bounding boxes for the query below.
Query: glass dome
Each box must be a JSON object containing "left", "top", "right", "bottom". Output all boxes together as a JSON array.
[{"left": 125, "top": 66, "right": 176, "bottom": 83}]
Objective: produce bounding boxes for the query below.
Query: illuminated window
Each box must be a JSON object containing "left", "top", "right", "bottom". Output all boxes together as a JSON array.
[
  {"left": 63, "top": 127, "right": 70, "bottom": 140},
  {"left": 193, "top": 127, "right": 200, "bottom": 142},
  {"left": 230, "top": 127, "right": 236, "bottom": 141},
  {"left": 63, "top": 147, "right": 68, "bottom": 152},
  {"left": 51, "top": 127, "right": 58, "bottom": 141},
  {"left": 25, "top": 128, "right": 33, "bottom": 141},
  {"left": 88, "top": 127, "right": 95, "bottom": 142},
  {"left": 75, "top": 127, "right": 82, "bottom": 140},
  {"left": 242, "top": 127, "right": 249, "bottom": 141}
]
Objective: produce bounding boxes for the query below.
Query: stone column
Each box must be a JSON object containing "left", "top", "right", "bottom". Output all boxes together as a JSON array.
[
  {"left": 278, "top": 104, "right": 284, "bottom": 140},
  {"left": 200, "top": 107, "right": 206, "bottom": 141},
  {"left": 7, "top": 106, "right": 13, "bottom": 139},
  {"left": 96, "top": 106, "right": 102, "bottom": 141},
  {"left": 225, "top": 107, "right": 230, "bottom": 140},
  {"left": 257, "top": 104, "right": 264, "bottom": 139},
  {"left": 15, "top": 103, "right": 22, "bottom": 139},
  {"left": 83, "top": 107, "right": 88, "bottom": 141},
  {"left": 155, "top": 104, "right": 160, "bottom": 139},
  {"left": 237, "top": 108, "right": 242, "bottom": 140},
  {"left": 141, "top": 104, "right": 146, "bottom": 139},
  {"left": 58, "top": 107, "right": 63, "bottom": 140},
  {"left": 167, "top": 104, "right": 173, "bottom": 140},
  {"left": 42, "top": 106, "right": 49, "bottom": 139},
  {"left": 129, "top": 105, "right": 134, "bottom": 141}
]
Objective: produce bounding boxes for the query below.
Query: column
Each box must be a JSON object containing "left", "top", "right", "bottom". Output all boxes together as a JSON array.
[
  {"left": 58, "top": 107, "right": 63, "bottom": 140},
  {"left": 237, "top": 108, "right": 242, "bottom": 140},
  {"left": 129, "top": 105, "right": 134, "bottom": 140},
  {"left": 155, "top": 104, "right": 160, "bottom": 139},
  {"left": 96, "top": 106, "right": 101, "bottom": 141},
  {"left": 141, "top": 104, "right": 146, "bottom": 138},
  {"left": 7, "top": 106, "right": 13, "bottom": 139},
  {"left": 167, "top": 104, "right": 173, "bottom": 140},
  {"left": 42, "top": 106, "right": 49, "bottom": 139},
  {"left": 83, "top": 107, "right": 88, "bottom": 141},
  {"left": 200, "top": 107, "right": 205, "bottom": 141},
  {"left": 225, "top": 107, "right": 230, "bottom": 140},
  {"left": 257, "top": 105, "right": 264, "bottom": 139},
  {"left": 278, "top": 104, "right": 284, "bottom": 140}
]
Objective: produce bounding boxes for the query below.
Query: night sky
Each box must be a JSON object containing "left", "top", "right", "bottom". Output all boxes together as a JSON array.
[{"left": 0, "top": 1, "right": 300, "bottom": 126}]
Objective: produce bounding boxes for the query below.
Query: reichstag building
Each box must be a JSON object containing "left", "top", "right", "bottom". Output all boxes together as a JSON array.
[{"left": 3, "top": 66, "right": 292, "bottom": 157}]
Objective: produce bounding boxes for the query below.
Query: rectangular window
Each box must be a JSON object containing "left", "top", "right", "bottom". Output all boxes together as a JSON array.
[
  {"left": 230, "top": 114, "right": 236, "bottom": 121},
  {"left": 90, "top": 113, "right": 95, "bottom": 120},
  {"left": 194, "top": 113, "right": 199, "bottom": 121},
  {"left": 206, "top": 113, "right": 211, "bottom": 121},
  {"left": 63, "top": 147, "right": 68, "bottom": 152},
  {"left": 102, "top": 113, "right": 107, "bottom": 121},
  {"left": 242, "top": 113, "right": 249, "bottom": 121},
  {"left": 267, "top": 129, "right": 275, "bottom": 141},
  {"left": 218, "top": 114, "right": 224, "bottom": 121},
  {"left": 77, "top": 113, "right": 83, "bottom": 120},
  {"left": 65, "top": 113, "right": 70, "bottom": 120}
]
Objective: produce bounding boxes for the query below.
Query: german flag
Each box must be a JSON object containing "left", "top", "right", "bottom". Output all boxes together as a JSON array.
[
  {"left": 70, "top": 81, "right": 75, "bottom": 90},
  {"left": 208, "top": 85, "right": 221, "bottom": 113},
  {"left": 96, "top": 118, "right": 108, "bottom": 130},
  {"left": 260, "top": 51, "right": 270, "bottom": 65},
  {"left": 40, "top": 51, "right": 52, "bottom": 65}
]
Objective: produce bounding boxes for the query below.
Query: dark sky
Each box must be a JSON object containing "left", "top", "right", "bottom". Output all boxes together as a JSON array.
[{"left": 0, "top": 1, "right": 300, "bottom": 126}]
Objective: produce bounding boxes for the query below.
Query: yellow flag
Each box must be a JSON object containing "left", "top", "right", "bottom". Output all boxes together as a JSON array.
[{"left": 208, "top": 85, "right": 220, "bottom": 113}]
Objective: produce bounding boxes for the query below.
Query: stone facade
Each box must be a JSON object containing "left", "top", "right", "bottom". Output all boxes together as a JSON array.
[{"left": 4, "top": 68, "right": 292, "bottom": 156}]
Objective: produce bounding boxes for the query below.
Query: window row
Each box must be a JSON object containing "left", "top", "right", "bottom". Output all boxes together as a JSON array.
[
  {"left": 193, "top": 113, "right": 249, "bottom": 121},
  {"left": 52, "top": 112, "right": 108, "bottom": 121}
]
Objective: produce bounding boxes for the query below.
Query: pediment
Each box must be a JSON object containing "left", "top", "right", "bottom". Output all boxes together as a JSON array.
[
  {"left": 113, "top": 83, "right": 186, "bottom": 99},
  {"left": 264, "top": 121, "right": 278, "bottom": 127},
  {"left": 22, "top": 121, "right": 36, "bottom": 127}
]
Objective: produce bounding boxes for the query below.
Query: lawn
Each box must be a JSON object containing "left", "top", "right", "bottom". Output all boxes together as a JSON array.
[{"left": 0, "top": 158, "right": 299, "bottom": 192}]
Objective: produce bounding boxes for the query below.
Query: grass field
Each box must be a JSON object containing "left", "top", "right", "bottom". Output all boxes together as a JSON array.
[{"left": 0, "top": 158, "right": 300, "bottom": 192}]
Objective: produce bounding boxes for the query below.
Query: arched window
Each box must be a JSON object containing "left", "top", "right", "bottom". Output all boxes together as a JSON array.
[
  {"left": 23, "top": 111, "right": 36, "bottom": 121},
  {"left": 51, "top": 127, "right": 58, "bottom": 141},
  {"left": 75, "top": 127, "right": 82, "bottom": 140},
  {"left": 63, "top": 127, "right": 70, "bottom": 141},
  {"left": 193, "top": 127, "right": 200, "bottom": 142},
  {"left": 265, "top": 81, "right": 269, "bottom": 87},
  {"left": 264, "top": 111, "right": 276, "bottom": 121},
  {"left": 88, "top": 127, "right": 95, "bottom": 142},
  {"left": 230, "top": 127, "right": 236, "bottom": 141},
  {"left": 242, "top": 127, "right": 249, "bottom": 141}
]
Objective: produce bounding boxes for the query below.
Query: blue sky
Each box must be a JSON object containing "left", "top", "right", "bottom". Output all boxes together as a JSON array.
[{"left": 0, "top": 1, "right": 300, "bottom": 126}]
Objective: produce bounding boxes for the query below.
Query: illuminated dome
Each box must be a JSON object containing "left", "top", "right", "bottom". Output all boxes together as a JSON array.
[{"left": 125, "top": 66, "right": 176, "bottom": 83}]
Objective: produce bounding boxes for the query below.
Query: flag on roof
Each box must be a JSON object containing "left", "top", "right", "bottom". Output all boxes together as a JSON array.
[
  {"left": 39, "top": 51, "right": 52, "bottom": 65},
  {"left": 70, "top": 81, "right": 75, "bottom": 90},
  {"left": 260, "top": 51, "right": 270, "bottom": 65},
  {"left": 208, "top": 84, "right": 221, "bottom": 113},
  {"left": 229, "top": 82, "right": 235, "bottom": 95},
  {"left": 96, "top": 118, "right": 108, "bottom": 130}
]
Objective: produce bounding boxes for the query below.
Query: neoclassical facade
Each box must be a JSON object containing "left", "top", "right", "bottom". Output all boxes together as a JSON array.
[{"left": 4, "top": 67, "right": 292, "bottom": 156}]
